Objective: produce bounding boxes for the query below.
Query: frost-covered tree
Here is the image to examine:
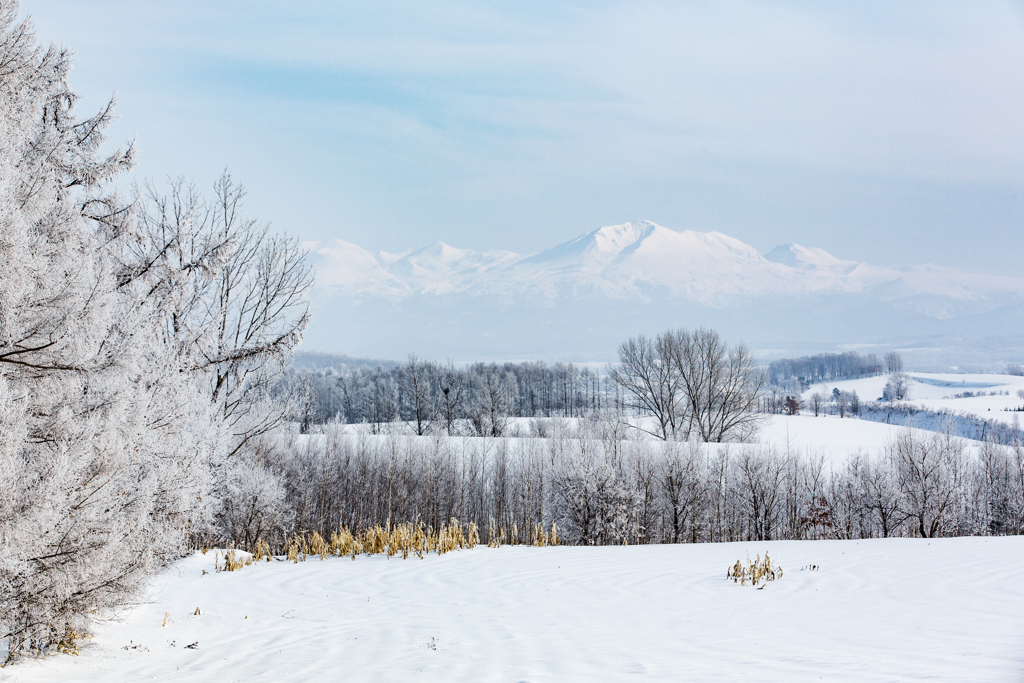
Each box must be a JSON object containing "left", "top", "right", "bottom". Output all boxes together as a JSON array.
[
  {"left": 216, "top": 456, "right": 292, "bottom": 550},
  {"left": 129, "top": 174, "right": 313, "bottom": 455},
  {"left": 883, "top": 372, "right": 911, "bottom": 402},
  {"left": 891, "top": 427, "right": 968, "bottom": 538},
  {"left": 0, "top": 3, "right": 216, "bottom": 657},
  {"left": 467, "top": 367, "right": 518, "bottom": 437},
  {"left": 660, "top": 440, "right": 707, "bottom": 543},
  {"left": 0, "top": 2, "right": 312, "bottom": 657}
]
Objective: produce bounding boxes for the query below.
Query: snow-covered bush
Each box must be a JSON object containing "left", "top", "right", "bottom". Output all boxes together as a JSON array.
[
  {"left": 550, "top": 434, "right": 639, "bottom": 545},
  {"left": 215, "top": 453, "right": 293, "bottom": 550}
]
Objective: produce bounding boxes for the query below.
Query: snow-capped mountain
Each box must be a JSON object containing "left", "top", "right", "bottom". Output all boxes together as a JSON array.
[{"left": 301, "top": 221, "right": 1024, "bottom": 363}]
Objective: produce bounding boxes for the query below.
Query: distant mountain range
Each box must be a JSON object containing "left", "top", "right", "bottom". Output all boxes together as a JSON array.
[{"left": 301, "top": 221, "right": 1024, "bottom": 367}]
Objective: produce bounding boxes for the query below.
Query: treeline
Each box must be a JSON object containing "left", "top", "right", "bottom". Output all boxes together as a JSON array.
[
  {"left": 279, "top": 357, "right": 620, "bottom": 435},
  {"left": 232, "top": 420, "right": 1024, "bottom": 550},
  {"left": 281, "top": 327, "right": 767, "bottom": 445},
  {"left": 768, "top": 350, "right": 897, "bottom": 387}
]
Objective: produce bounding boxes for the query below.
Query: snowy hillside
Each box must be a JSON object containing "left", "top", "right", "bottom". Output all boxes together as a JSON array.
[
  {"left": 301, "top": 221, "right": 1024, "bottom": 362},
  {"left": 804, "top": 372, "right": 1024, "bottom": 428},
  {"left": 10, "top": 538, "right": 1024, "bottom": 682}
]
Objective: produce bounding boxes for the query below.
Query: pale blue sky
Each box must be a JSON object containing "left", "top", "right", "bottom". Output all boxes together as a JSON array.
[{"left": 23, "top": 1, "right": 1024, "bottom": 274}]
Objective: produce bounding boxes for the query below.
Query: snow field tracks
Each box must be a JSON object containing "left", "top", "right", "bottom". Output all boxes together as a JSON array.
[{"left": 7, "top": 537, "right": 1024, "bottom": 683}]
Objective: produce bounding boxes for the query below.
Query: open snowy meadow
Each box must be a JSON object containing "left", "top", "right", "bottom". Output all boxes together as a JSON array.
[
  {"left": 7, "top": 537, "right": 1023, "bottom": 683},
  {"left": 803, "top": 372, "right": 1024, "bottom": 428}
]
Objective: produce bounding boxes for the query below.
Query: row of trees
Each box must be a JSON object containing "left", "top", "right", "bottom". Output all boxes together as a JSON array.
[
  {"left": 282, "top": 327, "right": 767, "bottom": 444},
  {"left": 0, "top": 5, "right": 311, "bottom": 657},
  {"left": 280, "top": 357, "right": 622, "bottom": 436},
  {"left": 230, "top": 420, "right": 1024, "bottom": 550},
  {"left": 767, "top": 350, "right": 899, "bottom": 387}
]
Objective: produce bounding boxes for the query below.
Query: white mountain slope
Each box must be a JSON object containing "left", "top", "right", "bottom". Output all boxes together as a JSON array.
[{"left": 301, "top": 221, "right": 1024, "bottom": 362}]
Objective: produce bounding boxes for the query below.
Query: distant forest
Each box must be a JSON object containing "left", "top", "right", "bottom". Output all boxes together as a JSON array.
[
  {"left": 280, "top": 348, "right": 899, "bottom": 431},
  {"left": 768, "top": 351, "right": 892, "bottom": 387},
  {"left": 278, "top": 353, "right": 619, "bottom": 434}
]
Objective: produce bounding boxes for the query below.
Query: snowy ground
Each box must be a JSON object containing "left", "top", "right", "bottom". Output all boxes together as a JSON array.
[
  {"left": 313, "top": 414, "right": 963, "bottom": 473},
  {"left": 8, "top": 537, "right": 1024, "bottom": 683},
  {"left": 804, "top": 372, "right": 1024, "bottom": 426},
  {"left": 757, "top": 413, "right": 939, "bottom": 456}
]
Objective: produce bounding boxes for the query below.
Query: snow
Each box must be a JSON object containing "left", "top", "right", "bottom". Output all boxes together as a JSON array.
[
  {"left": 304, "top": 221, "right": 1024, "bottom": 303},
  {"left": 315, "top": 415, "right": 957, "bottom": 472},
  {"left": 804, "top": 372, "right": 1024, "bottom": 427},
  {"left": 298, "top": 220, "right": 1024, "bottom": 362},
  {"left": 763, "top": 243, "right": 856, "bottom": 272},
  {"left": 9, "top": 538, "right": 1024, "bottom": 682},
  {"left": 757, "top": 414, "right": 939, "bottom": 464}
]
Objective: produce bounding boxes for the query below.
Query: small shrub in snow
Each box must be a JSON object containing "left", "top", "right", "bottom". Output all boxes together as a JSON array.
[
  {"left": 55, "top": 625, "right": 83, "bottom": 656},
  {"left": 726, "top": 554, "right": 783, "bottom": 588}
]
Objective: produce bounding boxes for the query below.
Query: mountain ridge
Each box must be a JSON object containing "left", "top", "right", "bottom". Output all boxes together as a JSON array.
[
  {"left": 299, "top": 221, "right": 1024, "bottom": 363},
  {"left": 304, "top": 220, "right": 1024, "bottom": 304}
]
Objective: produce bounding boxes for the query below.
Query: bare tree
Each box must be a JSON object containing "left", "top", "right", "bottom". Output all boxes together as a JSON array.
[
  {"left": 810, "top": 392, "right": 824, "bottom": 417},
  {"left": 611, "top": 334, "right": 681, "bottom": 439},
  {"left": 884, "top": 351, "right": 904, "bottom": 374},
  {"left": 672, "top": 328, "right": 766, "bottom": 442},
  {"left": 436, "top": 362, "right": 465, "bottom": 435},
  {"left": 783, "top": 396, "right": 801, "bottom": 416},
  {"left": 612, "top": 328, "right": 765, "bottom": 442},
  {"left": 402, "top": 354, "right": 434, "bottom": 435}
]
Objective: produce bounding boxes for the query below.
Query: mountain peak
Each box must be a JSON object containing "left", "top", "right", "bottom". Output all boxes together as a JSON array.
[
  {"left": 764, "top": 243, "right": 853, "bottom": 271},
  {"left": 520, "top": 220, "right": 669, "bottom": 268},
  {"left": 590, "top": 220, "right": 660, "bottom": 253}
]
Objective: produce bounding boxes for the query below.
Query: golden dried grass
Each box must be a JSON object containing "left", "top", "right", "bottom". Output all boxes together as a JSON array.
[
  {"left": 726, "top": 553, "right": 783, "bottom": 588},
  {"left": 249, "top": 518, "right": 556, "bottom": 564}
]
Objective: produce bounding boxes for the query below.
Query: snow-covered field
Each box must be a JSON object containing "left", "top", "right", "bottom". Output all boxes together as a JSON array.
[
  {"left": 8, "top": 537, "right": 1024, "bottom": 683},
  {"left": 322, "top": 413, "right": 968, "bottom": 472},
  {"left": 804, "top": 372, "right": 1024, "bottom": 426},
  {"left": 758, "top": 413, "right": 939, "bottom": 455}
]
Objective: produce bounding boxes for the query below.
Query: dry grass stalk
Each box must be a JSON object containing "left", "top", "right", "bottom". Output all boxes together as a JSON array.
[
  {"left": 55, "top": 625, "right": 82, "bottom": 656},
  {"left": 252, "top": 539, "right": 272, "bottom": 562},
  {"left": 253, "top": 516, "right": 562, "bottom": 566},
  {"left": 219, "top": 544, "right": 255, "bottom": 572},
  {"left": 727, "top": 553, "right": 783, "bottom": 588},
  {"left": 275, "top": 519, "right": 484, "bottom": 562}
]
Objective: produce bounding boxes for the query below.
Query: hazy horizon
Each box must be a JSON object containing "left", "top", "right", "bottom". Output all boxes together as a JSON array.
[{"left": 23, "top": 1, "right": 1024, "bottom": 276}]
